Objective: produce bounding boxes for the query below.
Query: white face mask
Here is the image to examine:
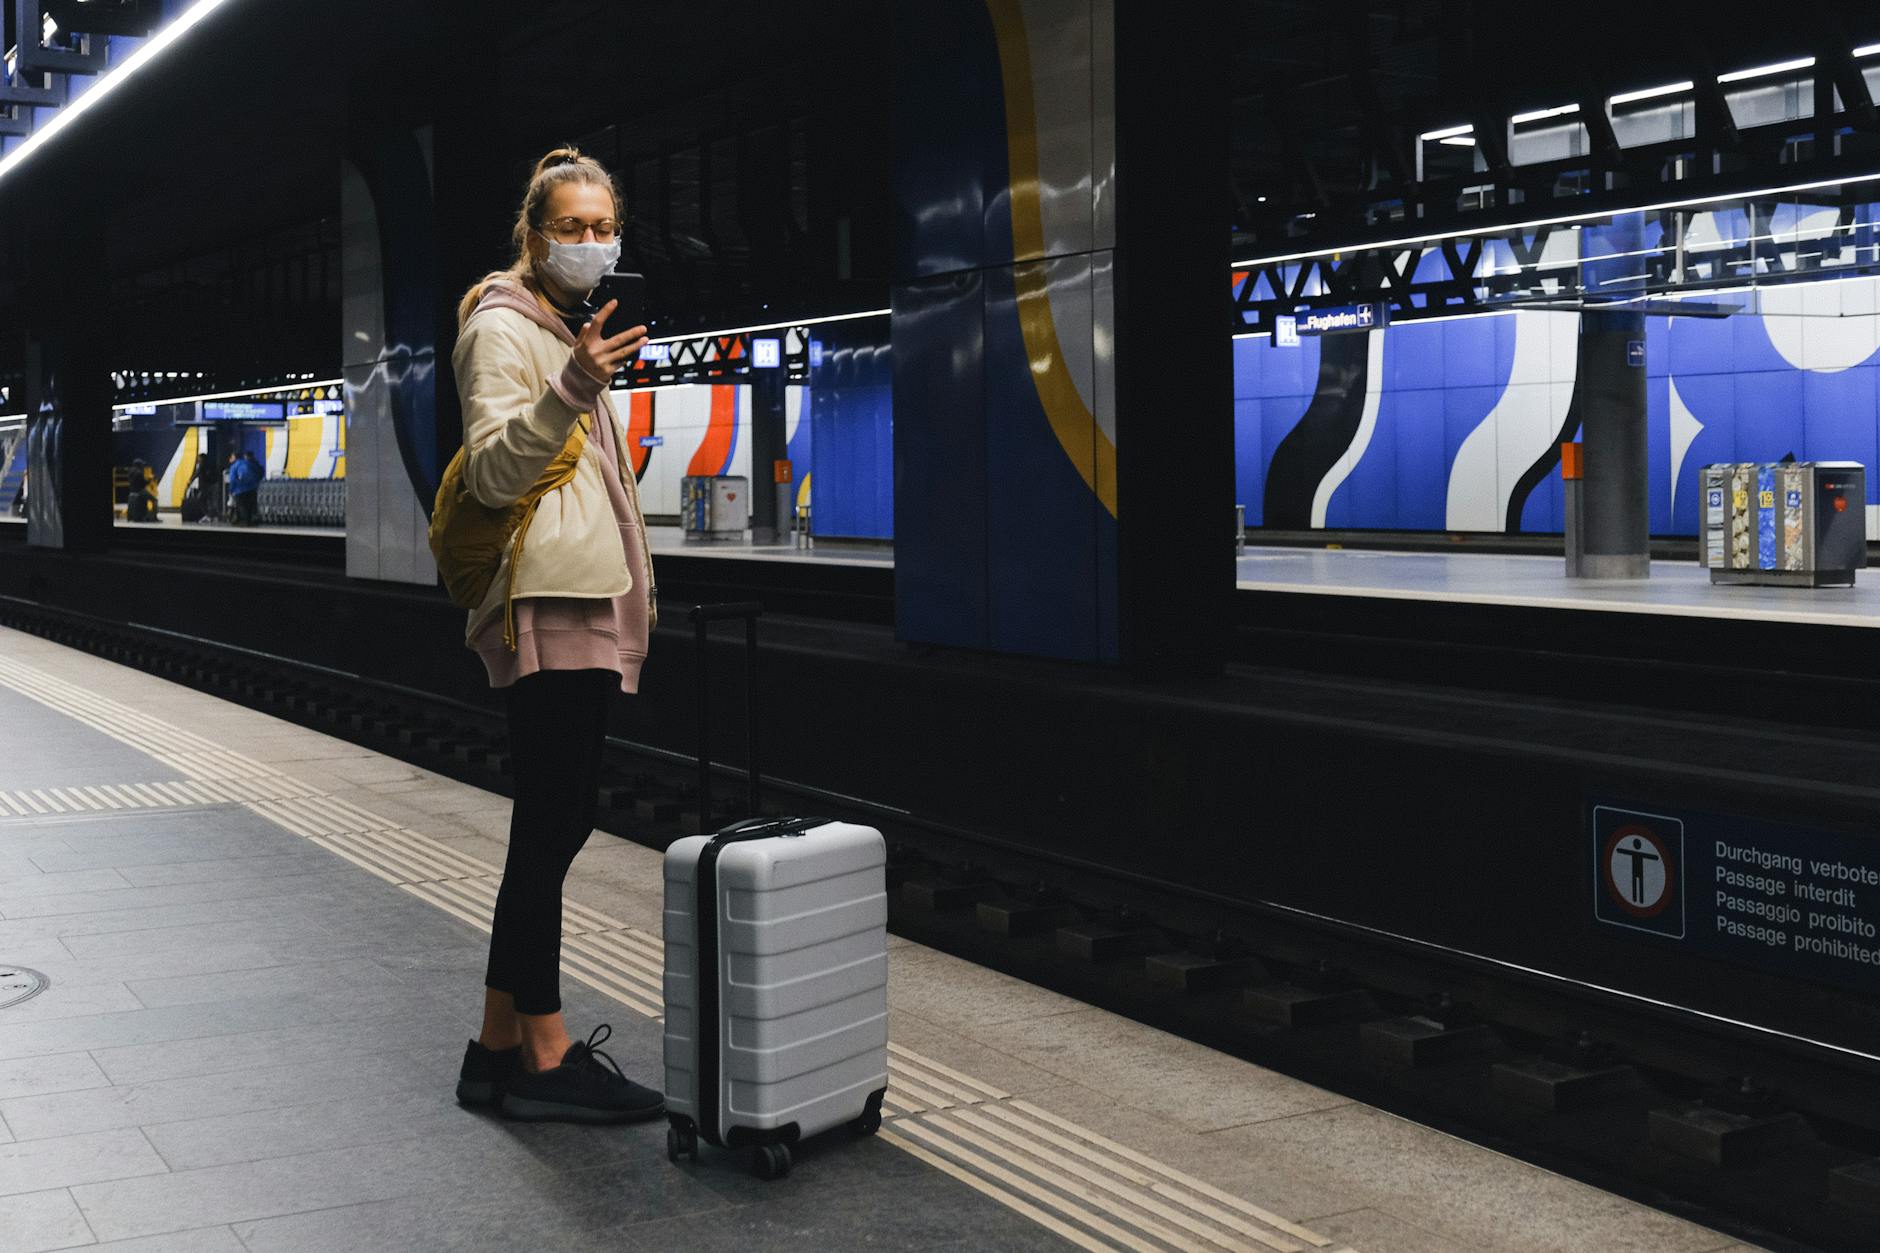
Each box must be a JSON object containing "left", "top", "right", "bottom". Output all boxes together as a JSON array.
[{"left": 535, "top": 236, "right": 621, "bottom": 295}]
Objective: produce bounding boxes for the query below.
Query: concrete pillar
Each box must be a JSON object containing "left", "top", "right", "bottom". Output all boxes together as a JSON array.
[
  {"left": 1574, "top": 309, "right": 1650, "bottom": 578},
  {"left": 21, "top": 270, "right": 112, "bottom": 553},
  {"left": 748, "top": 364, "right": 787, "bottom": 544},
  {"left": 341, "top": 123, "right": 441, "bottom": 586},
  {"left": 1570, "top": 213, "right": 1651, "bottom": 579}
]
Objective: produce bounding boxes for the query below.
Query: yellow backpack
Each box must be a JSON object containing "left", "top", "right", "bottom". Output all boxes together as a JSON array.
[{"left": 428, "top": 413, "right": 590, "bottom": 652}]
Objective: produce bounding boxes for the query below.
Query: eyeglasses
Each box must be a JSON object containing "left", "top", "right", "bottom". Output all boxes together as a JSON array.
[{"left": 539, "top": 216, "right": 620, "bottom": 244}]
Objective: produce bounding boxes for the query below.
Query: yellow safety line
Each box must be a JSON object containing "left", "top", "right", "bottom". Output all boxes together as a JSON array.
[
  {"left": 954, "top": 1105, "right": 1299, "bottom": 1253},
  {"left": 1010, "top": 1099, "right": 1337, "bottom": 1247},
  {"left": 883, "top": 1127, "right": 1120, "bottom": 1252},
  {"left": 891, "top": 1119, "right": 1158, "bottom": 1251}
]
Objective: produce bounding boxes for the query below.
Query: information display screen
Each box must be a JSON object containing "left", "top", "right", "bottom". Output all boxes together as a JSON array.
[{"left": 199, "top": 401, "right": 286, "bottom": 422}]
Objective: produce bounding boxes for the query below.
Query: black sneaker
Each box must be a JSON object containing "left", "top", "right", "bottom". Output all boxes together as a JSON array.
[
  {"left": 456, "top": 1039, "right": 522, "bottom": 1108},
  {"left": 498, "top": 1024, "right": 665, "bottom": 1124}
]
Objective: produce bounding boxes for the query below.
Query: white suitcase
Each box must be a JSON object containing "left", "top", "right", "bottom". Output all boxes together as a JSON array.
[{"left": 662, "top": 816, "right": 890, "bottom": 1179}]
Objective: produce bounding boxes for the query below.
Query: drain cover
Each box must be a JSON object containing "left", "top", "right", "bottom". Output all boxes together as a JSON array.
[{"left": 0, "top": 966, "right": 48, "bottom": 1011}]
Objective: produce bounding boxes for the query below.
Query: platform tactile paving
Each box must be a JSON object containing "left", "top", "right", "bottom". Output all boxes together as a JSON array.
[{"left": 0, "top": 651, "right": 1358, "bottom": 1253}]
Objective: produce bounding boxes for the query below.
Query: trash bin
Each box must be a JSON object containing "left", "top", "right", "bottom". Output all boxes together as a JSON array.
[{"left": 681, "top": 475, "right": 749, "bottom": 542}]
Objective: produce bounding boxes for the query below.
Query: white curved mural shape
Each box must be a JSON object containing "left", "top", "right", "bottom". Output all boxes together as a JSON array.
[
  {"left": 1668, "top": 376, "right": 1705, "bottom": 518},
  {"left": 1311, "top": 330, "right": 1385, "bottom": 528},
  {"left": 264, "top": 428, "right": 288, "bottom": 477},
  {"left": 157, "top": 427, "right": 207, "bottom": 508},
  {"left": 1445, "top": 311, "right": 1578, "bottom": 531},
  {"left": 613, "top": 384, "right": 753, "bottom": 518},
  {"left": 309, "top": 415, "right": 345, "bottom": 479}
]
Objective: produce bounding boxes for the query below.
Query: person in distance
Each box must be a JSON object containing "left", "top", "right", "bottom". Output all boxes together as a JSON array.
[{"left": 448, "top": 146, "right": 661, "bottom": 1124}]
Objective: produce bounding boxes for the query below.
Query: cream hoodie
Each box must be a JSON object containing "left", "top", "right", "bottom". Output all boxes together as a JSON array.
[{"left": 452, "top": 279, "right": 656, "bottom": 691}]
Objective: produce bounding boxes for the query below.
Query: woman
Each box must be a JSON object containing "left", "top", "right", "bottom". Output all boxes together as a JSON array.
[{"left": 449, "top": 147, "right": 662, "bottom": 1124}]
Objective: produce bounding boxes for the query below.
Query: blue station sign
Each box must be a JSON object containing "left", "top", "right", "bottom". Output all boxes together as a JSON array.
[{"left": 1297, "top": 303, "right": 1390, "bottom": 335}]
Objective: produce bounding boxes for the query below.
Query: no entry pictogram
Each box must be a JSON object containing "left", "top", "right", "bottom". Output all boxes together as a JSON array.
[{"left": 1593, "top": 807, "right": 1686, "bottom": 939}]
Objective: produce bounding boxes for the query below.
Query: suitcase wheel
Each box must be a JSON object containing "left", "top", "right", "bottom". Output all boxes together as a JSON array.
[
  {"left": 851, "top": 1088, "right": 886, "bottom": 1137},
  {"left": 667, "top": 1124, "right": 698, "bottom": 1163},
  {"left": 751, "top": 1142, "right": 792, "bottom": 1180}
]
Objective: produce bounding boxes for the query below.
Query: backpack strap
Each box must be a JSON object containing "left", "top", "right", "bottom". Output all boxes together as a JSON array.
[{"left": 501, "top": 413, "right": 591, "bottom": 652}]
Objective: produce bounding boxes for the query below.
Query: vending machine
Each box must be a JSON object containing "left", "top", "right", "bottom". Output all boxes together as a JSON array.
[{"left": 1699, "top": 462, "right": 1866, "bottom": 586}]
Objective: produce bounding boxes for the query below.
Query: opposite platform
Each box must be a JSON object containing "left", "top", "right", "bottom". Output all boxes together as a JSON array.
[
  {"left": 0, "top": 625, "right": 1765, "bottom": 1253},
  {"left": 1237, "top": 545, "right": 1880, "bottom": 628}
]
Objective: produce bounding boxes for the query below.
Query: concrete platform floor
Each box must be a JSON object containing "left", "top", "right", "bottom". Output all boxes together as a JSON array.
[
  {"left": 1237, "top": 545, "right": 1880, "bottom": 628},
  {"left": 0, "top": 516, "right": 346, "bottom": 540},
  {"left": 646, "top": 524, "right": 892, "bottom": 568},
  {"left": 0, "top": 624, "right": 1765, "bottom": 1253}
]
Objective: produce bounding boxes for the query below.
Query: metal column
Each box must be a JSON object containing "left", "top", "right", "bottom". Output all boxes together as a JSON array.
[{"left": 1571, "top": 309, "right": 1650, "bottom": 579}]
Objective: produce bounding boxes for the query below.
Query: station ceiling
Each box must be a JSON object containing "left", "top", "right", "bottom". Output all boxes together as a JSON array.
[
  {"left": 1230, "top": 0, "right": 1880, "bottom": 254},
  {"left": 4, "top": 0, "right": 1880, "bottom": 380}
]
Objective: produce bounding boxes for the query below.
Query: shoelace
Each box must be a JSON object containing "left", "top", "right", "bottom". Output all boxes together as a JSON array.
[{"left": 564, "top": 1024, "right": 629, "bottom": 1089}]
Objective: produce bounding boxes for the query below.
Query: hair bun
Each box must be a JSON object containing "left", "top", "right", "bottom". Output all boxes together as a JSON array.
[{"left": 534, "top": 147, "right": 584, "bottom": 176}]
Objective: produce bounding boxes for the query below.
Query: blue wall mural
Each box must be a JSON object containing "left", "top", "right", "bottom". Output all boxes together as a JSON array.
[
  {"left": 1236, "top": 269, "right": 1880, "bottom": 538},
  {"left": 804, "top": 322, "right": 893, "bottom": 540}
]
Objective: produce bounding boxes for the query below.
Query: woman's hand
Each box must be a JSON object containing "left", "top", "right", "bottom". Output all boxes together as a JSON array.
[{"left": 571, "top": 300, "right": 649, "bottom": 384}]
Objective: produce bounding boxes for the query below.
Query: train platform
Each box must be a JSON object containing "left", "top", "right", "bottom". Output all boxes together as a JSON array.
[
  {"left": 646, "top": 525, "right": 892, "bottom": 568},
  {"left": 0, "top": 515, "right": 347, "bottom": 541},
  {"left": 67, "top": 507, "right": 1875, "bottom": 636},
  {"left": 1234, "top": 546, "right": 1880, "bottom": 629},
  {"left": 0, "top": 625, "right": 1765, "bottom": 1253}
]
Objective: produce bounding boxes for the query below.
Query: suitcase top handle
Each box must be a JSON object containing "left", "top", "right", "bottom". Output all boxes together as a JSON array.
[
  {"left": 712, "top": 816, "right": 832, "bottom": 841},
  {"left": 689, "top": 601, "right": 764, "bottom": 624}
]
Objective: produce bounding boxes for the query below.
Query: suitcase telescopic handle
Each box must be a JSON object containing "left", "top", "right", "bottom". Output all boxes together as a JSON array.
[{"left": 689, "top": 602, "right": 765, "bottom": 831}]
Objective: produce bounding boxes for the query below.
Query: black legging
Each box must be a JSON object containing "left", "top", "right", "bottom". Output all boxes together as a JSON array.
[{"left": 485, "top": 667, "right": 615, "bottom": 1015}]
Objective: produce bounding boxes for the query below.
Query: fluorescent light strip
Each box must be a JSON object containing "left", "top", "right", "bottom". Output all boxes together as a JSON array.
[
  {"left": 1717, "top": 55, "right": 1815, "bottom": 84},
  {"left": 1230, "top": 275, "right": 1877, "bottom": 338},
  {"left": 1608, "top": 79, "right": 1694, "bottom": 107},
  {"left": 1856, "top": 42, "right": 1880, "bottom": 59},
  {"left": 1572, "top": 242, "right": 1675, "bottom": 268},
  {"left": 1438, "top": 136, "right": 1477, "bottom": 147},
  {"left": 109, "top": 377, "right": 342, "bottom": 413},
  {"left": 1686, "top": 218, "right": 1867, "bottom": 253},
  {"left": 1511, "top": 103, "right": 1580, "bottom": 125},
  {"left": 1232, "top": 168, "right": 1880, "bottom": 267},
  {"left": 0, "top": 0, "right": 241, "bottom": 184},
  {"left": 646, "top": 306, "right": 889, "bottom": 347},
  {"left": 1417, "top": 123, "right": 1473, "bottom": 142}
]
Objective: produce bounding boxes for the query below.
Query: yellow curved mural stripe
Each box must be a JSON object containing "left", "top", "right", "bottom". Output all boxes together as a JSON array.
[
  {"left": 286, "top": 416, "right": 323, "bottom": 478},
  {"left": 985, "top": 0, "right": 1118, "bottom": 518},
  {"left": 167, "top": 429, "right": 199, "bottom": 508}
]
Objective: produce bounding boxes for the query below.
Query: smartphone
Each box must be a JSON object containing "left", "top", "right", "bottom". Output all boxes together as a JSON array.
[{"left": 586, "top": 271, "right": 648, "bottom": 335}]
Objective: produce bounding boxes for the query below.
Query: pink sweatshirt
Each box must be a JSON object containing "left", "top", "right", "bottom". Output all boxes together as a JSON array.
[{"left": 464, "top": 284, "right": 653, "bottom": 694}]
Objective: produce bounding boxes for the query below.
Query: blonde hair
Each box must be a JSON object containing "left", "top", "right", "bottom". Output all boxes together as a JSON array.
[{"left": 456, "top": 146, "right": 624, "bottom": 329}]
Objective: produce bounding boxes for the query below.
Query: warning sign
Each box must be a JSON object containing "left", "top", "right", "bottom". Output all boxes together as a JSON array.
[
  {"left": 1592, "top": 799, "right": 1880, "bottom": 995},
  {"left": 1594, "top": 807, "right": 1685, "bottom": 938}
]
